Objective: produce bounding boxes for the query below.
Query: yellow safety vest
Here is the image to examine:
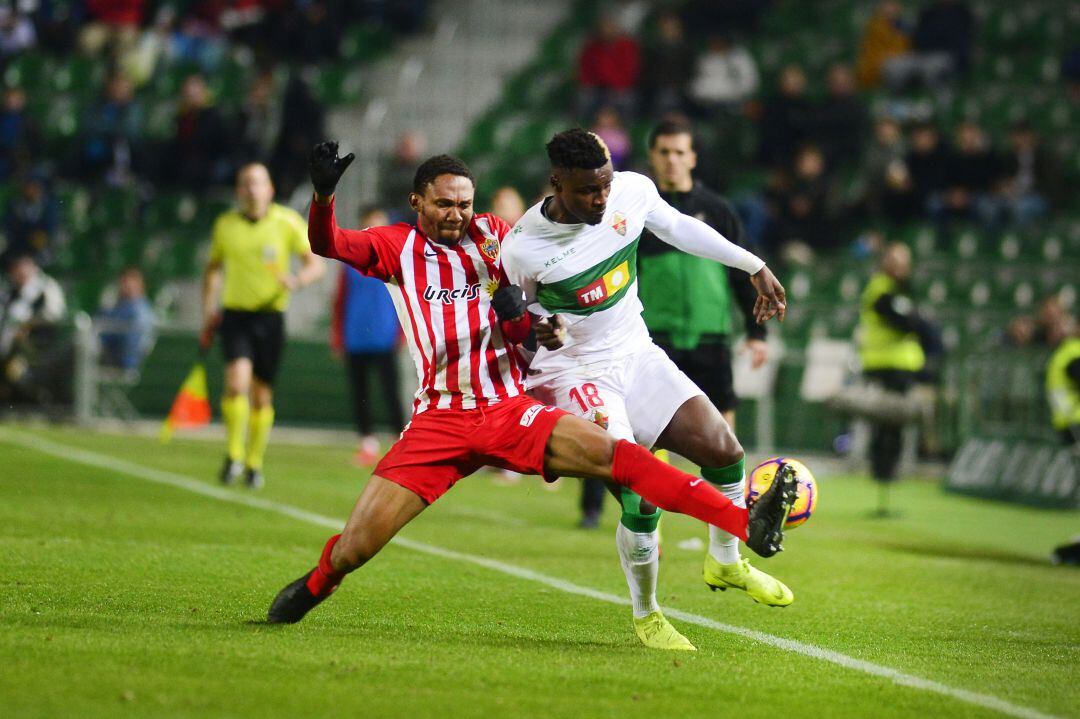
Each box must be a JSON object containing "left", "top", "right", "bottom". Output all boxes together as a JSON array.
[
  {"left": 1045, "top": 337, "right": 1080, "bottom": 431},
  {"left": 858, "top": 272, "right": 925, "bottom": 372}
]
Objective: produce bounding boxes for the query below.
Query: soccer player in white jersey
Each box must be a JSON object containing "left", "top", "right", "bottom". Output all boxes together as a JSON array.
[{"left": 502, "top": 129, "right": 792, "bottom": 651}]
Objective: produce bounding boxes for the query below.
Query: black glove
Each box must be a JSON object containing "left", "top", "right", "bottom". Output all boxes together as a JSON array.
[
  {"left": 491, "top": 284, "right": 527, "bottom": 321},
  {"left": 309, "top": 141, "right": 355, "bottom": 196}
]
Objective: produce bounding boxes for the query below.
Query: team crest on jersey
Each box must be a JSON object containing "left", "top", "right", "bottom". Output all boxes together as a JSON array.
[
  {"left": 479, "top": 235, "right": 500, "bottom": 261},
  {"left": 611, "top": 212, "right": 627, "bottom": 236},
  {"left": 590, "top": 409, "right": 609, "bottom": 429}
]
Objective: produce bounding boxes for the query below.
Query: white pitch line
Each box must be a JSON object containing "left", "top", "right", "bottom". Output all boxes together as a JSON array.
[{"left": 0, "top": 428, "right": 1062, "bottom": 719}]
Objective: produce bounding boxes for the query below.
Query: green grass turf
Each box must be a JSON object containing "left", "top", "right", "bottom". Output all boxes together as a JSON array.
[{"left": 1, "top": 425, "right": 1078, "bottom": 719}]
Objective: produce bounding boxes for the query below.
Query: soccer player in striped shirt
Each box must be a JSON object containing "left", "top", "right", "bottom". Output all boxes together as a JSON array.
[
  {"left": 502, "top": 129, "right": 792, "bottom": 651},
  {"left": 267, "top": 142, "right": 797, "bottom": 628}
]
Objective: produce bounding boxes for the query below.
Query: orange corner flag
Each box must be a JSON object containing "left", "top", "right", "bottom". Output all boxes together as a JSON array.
[{"left": 159, "top": 361, "right": 212, "bottom": 442}]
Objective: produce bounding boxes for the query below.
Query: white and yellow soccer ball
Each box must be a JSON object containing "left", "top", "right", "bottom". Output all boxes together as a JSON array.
[{"left": 745, "top": 457, "right": 818, "bottom": 529}]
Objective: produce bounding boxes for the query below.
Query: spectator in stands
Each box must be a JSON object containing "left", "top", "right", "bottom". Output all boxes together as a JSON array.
[
  {"left": 97, "top": 266, "right": 155, "bottom": 371},
  {"left": 576, "top": 14, "right": 640, "bottom": 122},
  {"left": 236, "top": 71, "right": 279, "bottom": 165},
  {"left": 757, "top": 64, "right": 811, "bottom": 169},
  {"left": 682, "top": 0, "right": 771, "bottom": 35},
  {"left": 856, "top": 0, "right": 911, "bottom": 88},
  {"left": 332, "top": 206, "right": 406, "bottom": 467},
  {"left": 1036, "top": 294, "right": 1076, "bottom": 349},
  {"left": 79, "top": 0, "right": 145, "bottom": 59},
  {"left": 903, "top": 121, "right": 949, "bottom": 216},
  {"left": 81, "top": 73, "right": 143, "bottom": 187},
  {"left": 0, "top": 7, "right": 37, "bottom": 61},
  {"left": 1063, "top": 46, "right": 1080, "bottom": 102},
  {"left": 380, "top": 130, "right": 427, "bottom": 219},
  {"left": 33, "top": 0, "right": 85, "bottom": 54},
  {"left": 608, "top": 0, "right": 650, "bottom": 34},
  {"left": 267, "top": 73, "right": 325, "bottom": 198},
  {"left": 0, "top": 252, "right": 66, "bottom": 405},
  {"left": 490, "top": 186, "right": 525, "bottom": 226},
  {"left": 0, "top": 85, "right": 40, "bottom": 181},
  {"left": 640, "top": 11, "right": 694, "bottom": 117},
  {"left": 168, "top": 7, "right": 229, "bottom": 74},
  {"left": 766, "top": 144, "right": 836, "bottom": 256},
  {"left": 168, "top": 73, "right": 232, "bottom": 188},
  {"left": 812, "top": 63, "right": 868, "bottom": 168},
  {"left": 1002, "top": 314, "right": 1037, "bottom": 348},
  {"left": 283, "top": 0, "right": 342, "bottom": 64},
  {"left": 119, "top": 4, "right": 175, "bottom": 88},
  {"left": 884, "top": 0, "right": 973, "bottom": 91},
  {"left": 928, "top": 120, "right": 1001, "bottom": 225},
  {"left": 590, "top": 106, "right": 631, "bottom": 170},
  {"left": 996, "top": 121, "right": 1056, "bottom": 226},
  {"left": 856, "top": 117, "right": 918, "bottom": 222},
  {"left": 2, "top": 171, "right": 59, "bottom": 268},
  {"left": 687, "top": 32, "right": 759, "bottom": 118},
  {"left": 857, "top": 242, "right": 928, "bottom": 515}
]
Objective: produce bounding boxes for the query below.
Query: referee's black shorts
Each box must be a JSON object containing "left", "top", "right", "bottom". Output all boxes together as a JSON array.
[
  {"left": 653, "top": 333, "right": 738, "bottom": 413},
  {"left": 220, "top": 309, "right": 285, "bottom": 385}
]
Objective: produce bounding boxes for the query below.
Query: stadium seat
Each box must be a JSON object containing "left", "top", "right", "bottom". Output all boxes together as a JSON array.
[
  {"left": 339, "top": 23, "right": 395, "bottom": 63},
  {"left": 3, "top": 51, "right": 48, "bottom": 89},
  {"left": 50, "top": 55, "right": 104, "bottom": 99}
]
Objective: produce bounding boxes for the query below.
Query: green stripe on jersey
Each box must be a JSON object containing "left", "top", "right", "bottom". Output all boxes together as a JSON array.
[{"left": 535, "top": 237, "right": 639, "bottom": 315}]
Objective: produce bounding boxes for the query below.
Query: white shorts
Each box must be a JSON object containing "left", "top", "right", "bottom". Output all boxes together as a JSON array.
[{"left": 529, "top": 343, "right": 704, "bottom": 449}]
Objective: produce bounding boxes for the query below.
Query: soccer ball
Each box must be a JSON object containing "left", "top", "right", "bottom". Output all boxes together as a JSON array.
[{"left": 745, "top": 457, "right": 818, "bottom": 529}]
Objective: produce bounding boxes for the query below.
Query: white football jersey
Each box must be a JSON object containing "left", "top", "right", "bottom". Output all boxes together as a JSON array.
[{"left": 501, "top": 171, "right": 669, "bottom": 380}]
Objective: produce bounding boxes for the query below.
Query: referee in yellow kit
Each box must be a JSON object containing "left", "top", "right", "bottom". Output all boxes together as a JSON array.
[{"left": 201, "top": 163, "right": 324, "bottom": 488}]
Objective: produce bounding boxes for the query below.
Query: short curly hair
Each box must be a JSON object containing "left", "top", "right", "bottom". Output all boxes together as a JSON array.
[
  {"left": 413, "top": 154, "right": 475, "bottom": 194},
  {"left": 546, "top": 128, "right": 610, "bottom": 170}
]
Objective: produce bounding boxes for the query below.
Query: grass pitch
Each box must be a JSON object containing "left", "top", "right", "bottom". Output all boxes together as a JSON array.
[{"left": 1, "top": 425, "right": 1077, "bottom": 719}]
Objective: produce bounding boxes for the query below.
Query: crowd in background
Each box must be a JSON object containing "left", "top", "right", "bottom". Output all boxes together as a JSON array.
[
  {"left": 0, "top": 0, "right": 1074, "bottom": 434},
  {"left": 573, "top": 0, "right": 1075, "bottom": 260},
  {"left": 0, "top": 0, "right": 430, "bottom": 413}
]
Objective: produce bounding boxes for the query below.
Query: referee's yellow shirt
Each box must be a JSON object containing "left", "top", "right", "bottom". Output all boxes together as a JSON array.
[{"left": 209, "top": 203, "right": 309, "bottom": 313}]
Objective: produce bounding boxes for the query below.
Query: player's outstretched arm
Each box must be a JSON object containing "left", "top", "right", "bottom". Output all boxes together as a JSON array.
[
  {"left": 306, "top": 141, "right": 391, "bottom": 275},
  {"left": 641, "top": 179, "right": 786, "bottom": 324}
]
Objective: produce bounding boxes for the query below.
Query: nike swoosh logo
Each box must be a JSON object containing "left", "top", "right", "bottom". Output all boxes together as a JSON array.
[
  {"left": 425, "top": 250, "right": 438, "bottom": 257},
  {"left": 689, "top": 478, "right": 704, "bottom": 487}
]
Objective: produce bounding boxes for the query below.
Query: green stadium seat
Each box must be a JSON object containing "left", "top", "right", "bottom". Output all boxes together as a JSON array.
[
  {"left": 778, "top": 303, "right": 816, "bottom": 346},
  {"left": 89, "top": 188, "right": 139, "bottom": 231},
  {"left": 50, "top": 55, "right": 104, "bottom": 98},
  {"left": 3, "top": 52, "right": 48, "bottom": 89},
  {"left": 902, "top": 224, "right": 939, "bottom": 259},
  {"left": 42, "top": 95, "right": 82, "bottom": 142},
  {"left": 339, "top": 23, "right": 394, "bottom": 63}
]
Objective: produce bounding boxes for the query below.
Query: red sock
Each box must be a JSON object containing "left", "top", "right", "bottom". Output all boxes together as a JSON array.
[
  {"left": 305, "top": 533, "right": 345, "bottom": 598},
  {"left": 611, "top": 440, "right": 749, "bottom": 540}
]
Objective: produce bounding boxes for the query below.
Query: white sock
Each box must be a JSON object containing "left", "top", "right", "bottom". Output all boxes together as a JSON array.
[
  {"left": 615, "top": 523, "right": 660, "bottom": 619},
  {"left": 708, "top": 480, "right": 746, "bottom": 565}
]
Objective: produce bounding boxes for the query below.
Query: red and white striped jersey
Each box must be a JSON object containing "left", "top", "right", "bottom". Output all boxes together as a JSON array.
[{"left": 309, "top": 200, "right": 526, "bottom": 414}]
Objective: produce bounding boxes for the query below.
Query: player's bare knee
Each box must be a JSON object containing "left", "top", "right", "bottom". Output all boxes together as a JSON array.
[{"left": 699, "top": 427, "right": 743, "bottom": 468}]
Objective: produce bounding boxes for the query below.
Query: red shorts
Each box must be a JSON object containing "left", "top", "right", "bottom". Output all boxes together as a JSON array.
[{"left": 373, "top": 395, "right": 569, "bottom": 504}]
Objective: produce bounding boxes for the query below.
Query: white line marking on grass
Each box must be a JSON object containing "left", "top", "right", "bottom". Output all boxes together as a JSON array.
[{"left": 0, "top": 428, "right": 1060, "bottom": 719}]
